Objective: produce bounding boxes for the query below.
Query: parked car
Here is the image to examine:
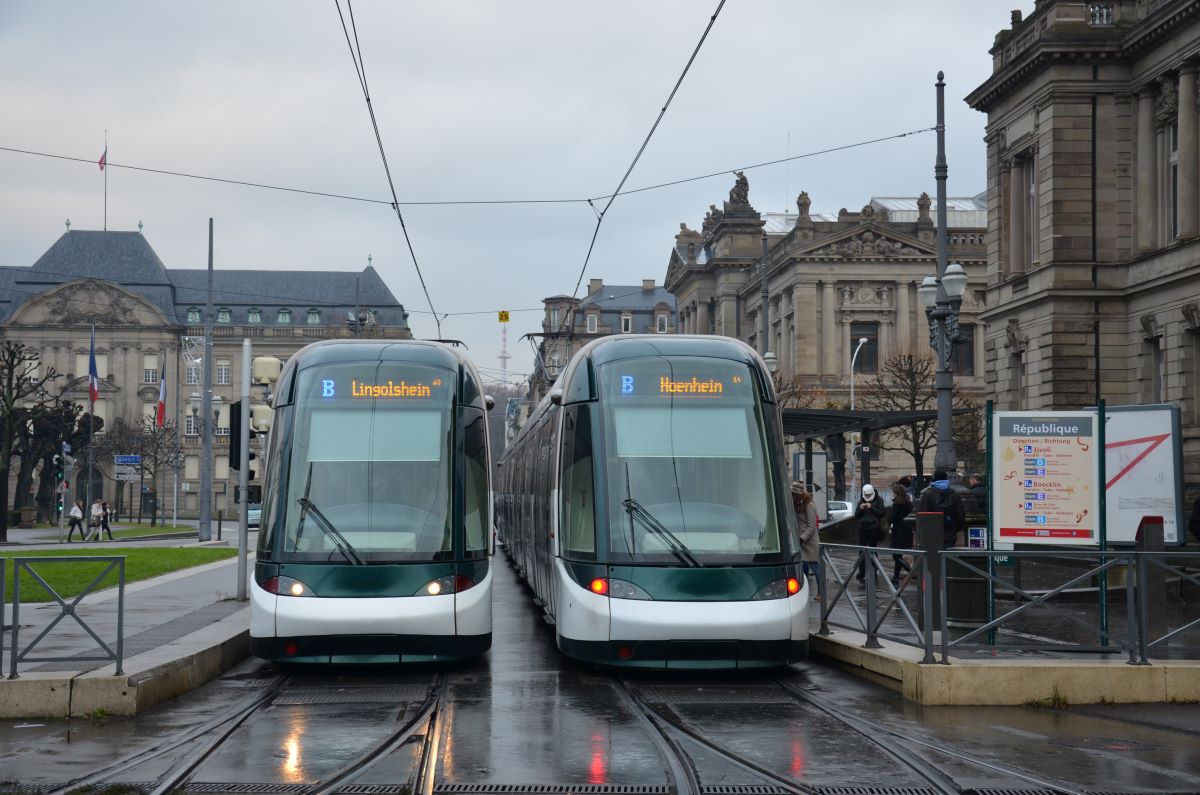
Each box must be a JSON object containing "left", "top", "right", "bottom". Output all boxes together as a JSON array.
[
  {"left": 247, "top": 503, "right": 261, "bottom": 528},
  {"left": 825, "top": 500, "right": 853, "bottom": 523}
]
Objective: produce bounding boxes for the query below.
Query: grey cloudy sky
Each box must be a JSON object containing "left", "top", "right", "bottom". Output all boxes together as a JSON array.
[{"left": 1, "top": 0, "right": 1018, "bottom": 386}]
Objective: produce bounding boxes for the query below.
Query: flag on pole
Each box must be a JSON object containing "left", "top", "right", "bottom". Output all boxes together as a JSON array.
[
  {"left": 99, "top": 147, "right": 106, "bottom": 171},
  {"left": 88, "top": 326, "right": 100, "bottom": 405},
  {"left": 156, "top": 361, "right": 167, "bottom": 427}
]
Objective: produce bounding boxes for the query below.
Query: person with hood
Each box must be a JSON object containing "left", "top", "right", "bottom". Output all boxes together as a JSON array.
[
  {"left": 791, "top": 483, "right": 821, "bottom": 600},
  {"left": 852, "top": 483, "right": 886, "bottom": 582},
  {"left": 918, "top": 469, "right": 965, "bottom": 547}
]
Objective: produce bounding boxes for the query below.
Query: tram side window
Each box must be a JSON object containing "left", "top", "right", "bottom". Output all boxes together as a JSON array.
[
  {"left": 560, "top": 404, "right": 596, "bottom": 558},
  {"left": 463, "top": 410, "right": 488, "bottom": 554}
]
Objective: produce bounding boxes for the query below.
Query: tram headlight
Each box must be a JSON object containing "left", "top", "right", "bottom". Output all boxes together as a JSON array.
[
  {"left": 415, "top": 574, "right": 476, "bottom": 596},
  {"left": 261, "top": 575, "right": 316, "bottom": 597},
  {"left": 586, "top": 578, "right": 651, "bottom": 599},
  {"left": 752, "top": 578, "right": 801, "bottom": 600}
]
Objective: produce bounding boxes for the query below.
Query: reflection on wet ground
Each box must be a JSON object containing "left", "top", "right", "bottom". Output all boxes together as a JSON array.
[{"left": 1, "top": 550, "right": 1198, "bottom": 792}]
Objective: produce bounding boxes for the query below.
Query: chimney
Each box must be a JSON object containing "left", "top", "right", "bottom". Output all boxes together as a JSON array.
[
  {"left": 642, "top": 279, "right": 655, "bottom": 291},
  {"left": 588, "top": 278, "right": 604, "bottom": 295}
]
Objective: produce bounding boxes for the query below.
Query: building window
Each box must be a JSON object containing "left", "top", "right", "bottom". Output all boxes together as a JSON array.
[
  {"left": 1169, "top": 122, "right": 1180, "bottom": 240},
  {"left": 307, "top": 309, "right": 321, "bottom": 325},
  {"left": 849, "top": 321, "right": 879, "bottom": 374},
  {"left": 1009, "top": 352, "right": 1024, "bottom": 409},
  {"left": 187, "top": 307, "right": 201, "bottom": 323},
  {"left": 1024, "top": 158, "right": 1038, "bottom": 266},
  {"left": 1143, "top": 337, "right": 1165, "bottom": 403},
  {"left": 216, "top": 359, "right": 231, "bottom": 385},
  {"left": 142, "top": 354, "right": 159, "bottom": 384},
  {"left": 621, "top": 315, "right": 632, "bottom": 334},
  {"left": 586, "top": 314, "right": 598, "bottom": 334},
  {"left": 186, "top": 364, "right": 200, "bottom": 385},
  {"left": 657, "top": 314, "right": 668, "bottom": 333},
  {"left": 549, "top": 308, "right": 560, "bottom": 330},
  {"left": 550, "top": 353, "right": 561, "bottom": 374},
  {"left": 184, "top": 455, "right": 199, "bottom": 479},
  {"left": 952, "top": 325, "right": 975, "bottom": 376},
  {"left": 75, "top": 352, "right": 108, "bottom": 379},
  {"left": 278, "top": 309, "right": 292, "bottom": 324},
  {"left": 184, "top": 415, "right": 198, "bottom": 436},
  {"left": 248, "top": 308, "right": 261, "bottom": 324},
  {"left": 215, "top": 307, "right": 231, "bottom": 323}
]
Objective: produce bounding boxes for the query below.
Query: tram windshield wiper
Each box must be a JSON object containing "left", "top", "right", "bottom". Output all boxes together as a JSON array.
[
  {"left": 622, "top": 497, "right": 700, "bottom": 568},
  {"left": 298, "top": 498, "right": 365, "bottom": 565}
]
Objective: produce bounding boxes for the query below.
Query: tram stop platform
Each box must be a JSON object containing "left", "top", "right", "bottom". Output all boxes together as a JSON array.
[{"left": 0, "top": 531, "right": 249, "bottom": 719}]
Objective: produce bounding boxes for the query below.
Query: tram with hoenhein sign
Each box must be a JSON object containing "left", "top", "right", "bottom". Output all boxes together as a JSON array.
[
  {"left": 498, "top": 335, "right": 808, "bottom": 669},
  {"left": 251, "top": 340, "right": 493, "bottom": 663}
]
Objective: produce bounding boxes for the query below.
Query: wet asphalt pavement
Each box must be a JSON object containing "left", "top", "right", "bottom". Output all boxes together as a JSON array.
[{"left": 2, "top": 551, "right": 1199, "bottom": 794}]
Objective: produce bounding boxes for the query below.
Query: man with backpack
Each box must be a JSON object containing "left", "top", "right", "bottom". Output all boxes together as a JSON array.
[{"left": 917, "top": 469, "right": 965, "bottom": 547}]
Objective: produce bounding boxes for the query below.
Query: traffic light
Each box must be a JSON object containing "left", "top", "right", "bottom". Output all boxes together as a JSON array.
[
  {"left": 53, "top": 454, "right": 64, "bottom": 483},
  {"left": 229, "top": 400, "right": 263, "bottom": 476}
]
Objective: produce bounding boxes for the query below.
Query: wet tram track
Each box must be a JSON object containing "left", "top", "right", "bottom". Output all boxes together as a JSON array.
[{"left": 46, "top": 671, "right": 447, "bottom": 795}]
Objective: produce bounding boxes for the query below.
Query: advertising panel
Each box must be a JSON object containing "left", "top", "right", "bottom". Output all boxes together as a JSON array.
[
  {"left": 1101, "top": 404, "right": 1183, "bottom": 545},
  {"left": 993, "top": 411, "right": 1100, "bottom": 546}
]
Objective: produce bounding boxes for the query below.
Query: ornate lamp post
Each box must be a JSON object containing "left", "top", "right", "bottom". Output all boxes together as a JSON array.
[{"left": 918, "top": 262, "right": 968, "bottom": 473}]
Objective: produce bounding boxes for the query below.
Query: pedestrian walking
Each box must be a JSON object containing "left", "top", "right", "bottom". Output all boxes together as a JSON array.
[
  {"left": 98, "top": 499, "right": 114, "bottom": 541},
  {"left": 66, "top": 500, "right": 85, "bottom": 541},
  {"left": 792, "top": 483, "right": 821, "bottom": 601},
  {"left": 888, "top": 483, "right": 913, "bottom": 587},
  {"left": 853, "top": 483, "right": 886, "bottom": 582},
  {"left": 89, "top": 498, "right": 103, "bottom": 541},
  {"left": 917, "top": 469, "right": 966, "bottom": 547}
]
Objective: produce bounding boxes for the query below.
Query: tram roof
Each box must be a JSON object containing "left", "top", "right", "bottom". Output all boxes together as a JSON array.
[{"left": 781, "top": 407, "right": 974, "bottom": 440}]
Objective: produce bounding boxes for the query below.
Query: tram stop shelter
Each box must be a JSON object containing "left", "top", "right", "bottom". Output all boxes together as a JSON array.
[{"left": 780, "top": 408, "right": 974, "bottom": 498}]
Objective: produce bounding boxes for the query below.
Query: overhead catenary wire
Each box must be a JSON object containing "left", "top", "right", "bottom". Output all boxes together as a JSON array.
[{"left": 333, "top": 0, "right": 441, "bottom": 337}]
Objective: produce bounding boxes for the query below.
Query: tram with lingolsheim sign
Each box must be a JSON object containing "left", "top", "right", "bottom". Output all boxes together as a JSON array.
[
  {"left": 498, "top": 335, "right": 808, "bottom": 668},
  {"left": 251, "top": 340, "right": 493, "bottom": 663}
]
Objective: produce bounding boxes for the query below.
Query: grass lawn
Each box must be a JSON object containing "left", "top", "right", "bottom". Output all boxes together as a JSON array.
[{"left": 1, "top": 547, "right": 238, "bottom": 603}]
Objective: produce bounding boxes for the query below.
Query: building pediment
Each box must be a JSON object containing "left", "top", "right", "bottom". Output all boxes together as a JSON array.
[
  {"left": 788, "top": 224, "right": 936, "bottom": 260},
  {"left": 8, "top": 278, "right": 169, "bottom": 327}
]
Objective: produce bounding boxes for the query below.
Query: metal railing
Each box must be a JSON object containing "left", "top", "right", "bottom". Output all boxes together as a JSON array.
[
  {"left": 7, "top": 556, "right": 126, "bottom": 679},
  {"left": 816, "top": 543, "right": 1200, "bottom": 665}
]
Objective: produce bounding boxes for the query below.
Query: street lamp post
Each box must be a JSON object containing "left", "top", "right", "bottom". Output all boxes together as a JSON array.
[{"left": 848, "top": 336, "right": 868, "bottom": 497}]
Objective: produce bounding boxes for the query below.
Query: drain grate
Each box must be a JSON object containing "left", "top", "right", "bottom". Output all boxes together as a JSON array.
[
  {"left": 435, "top": 787, "right": 672, "bottom": 794},
  {"left": 274, "top": 684, "right": 429, "bottom": 705},
  {"left": 812, "top": 789, "right": 940, "bottom": 795},
  {"left": 637, "top": 687, "right": 793, "bottom": 705},
  {"left": 701, "top": 787, "right": 800, "bottom": 794},
  {"left": 187, "top": 784, "right": 311, "bottom": 794}
]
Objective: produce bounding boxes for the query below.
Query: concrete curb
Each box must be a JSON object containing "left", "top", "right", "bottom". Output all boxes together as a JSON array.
[
  {"left": 0, "top": 605, "right": 249, "bottom": 719},
  {"left": 811, "top": 631, "right": 1200, "bottom": 705}
]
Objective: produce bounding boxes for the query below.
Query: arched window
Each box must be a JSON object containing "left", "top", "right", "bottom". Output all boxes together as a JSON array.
[
  {"left": 277, "top": 309, "right": 292, "bottom": 324},
  {"left": 217, "top": 307, "right": 231, "bottom": 323},
  {"left": 248, "top": 308, "right": 261, "bottom": 324},
  {"left": 307, "top": 308, "right": 321, "bottom": 325},
  {"left": 187, "top": 307, "right": 201, "bottom": 323}
]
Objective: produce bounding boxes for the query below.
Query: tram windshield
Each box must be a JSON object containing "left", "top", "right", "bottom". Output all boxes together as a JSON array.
[
  {"left": 279, "top": 362, "right": 454, "bottom": 563},
  {"left": 597, "top": 356, "right": 783, "bottom": 565}
]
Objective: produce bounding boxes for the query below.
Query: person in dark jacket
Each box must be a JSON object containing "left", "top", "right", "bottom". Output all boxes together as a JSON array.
[
  {"left": 852, "top": 483, "right": 886, "bottom": 582},
  {"left": 968, "top": 474, "right": 988, "bottom": 523},
  {"left": 888, "top": 483, "right": 913, "bottom": 587},
  {"left": 1189, "top": 495, "right": 1200, "bottom": 545},
  {"left": 917, "top": 469, "right": 966, "bottom": 547}
]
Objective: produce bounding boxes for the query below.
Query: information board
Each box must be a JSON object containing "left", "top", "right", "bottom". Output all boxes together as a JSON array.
[
  {"left": 993, "top": 411, "right": 1100, "bottom": 546},
  {"left": 114, "top": 464, "right": 140, "bottom": 482},
  {"left": 1101, "top": 404, "right": 1183, "bottom": 545}
]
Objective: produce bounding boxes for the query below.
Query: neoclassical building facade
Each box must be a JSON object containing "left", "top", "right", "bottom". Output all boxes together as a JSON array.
[
  {"left": 665, "top": 176, "right": 987, "bottom": 483},
  {"left": 1, "top": 228, "right": 411, "bottom": 518},
  {"left": 967, "top": 0, "right": 1200, "bottom": 482}
]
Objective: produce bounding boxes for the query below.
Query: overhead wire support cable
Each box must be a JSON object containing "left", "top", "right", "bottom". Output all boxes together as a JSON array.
[
  {"left": 568, "top": 0, "right": 726, "bottom": 305},
  {"left": 334, "top": 0, "right": 442, "bottom": 337}
]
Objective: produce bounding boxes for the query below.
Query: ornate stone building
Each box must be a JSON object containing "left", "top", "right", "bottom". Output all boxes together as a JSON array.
[
  {"left": 1, "top": 228, "right": 411, "bottom": 517},
  {"left": 528, "top": 278, "right": 676, "bottom": 405},
  {"left": 664, "top": 175, "right": 987, "bottom": 483},
  {"left": 966, "top": 0, "right": 1200, "bottom": 482}
]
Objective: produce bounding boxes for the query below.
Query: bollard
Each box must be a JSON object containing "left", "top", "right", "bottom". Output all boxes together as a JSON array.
[
  {"left": 217, "top": 510, "right": 223, "bottom": 542},
  {"left": 1136, "top": 516, "right": 1168, "bottom": 659},
  {"left": 916, "top": 512, "right": 945, "bottom": 629}
]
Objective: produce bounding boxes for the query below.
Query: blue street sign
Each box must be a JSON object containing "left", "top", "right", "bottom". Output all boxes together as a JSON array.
[
  {"left": 114, "top": 454, "right": 142, "bottom": 465},
  {"left": 62, "top": 442, "right": 72, "bottom": 453}
]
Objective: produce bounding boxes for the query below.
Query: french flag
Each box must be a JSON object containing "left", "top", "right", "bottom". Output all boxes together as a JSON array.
[
  {"left": 99, "top": 146, "right": 106, "bottom": 171},
  {"left": 156, "top": 362, "right": 166, "bottom": 427},
  {"left": 88, "top": 326, "right": 100, "bottom": 404}
]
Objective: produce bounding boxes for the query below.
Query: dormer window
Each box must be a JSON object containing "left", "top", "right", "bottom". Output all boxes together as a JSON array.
[
  {"left": 187, "top": 307, "right": 201, "bottom": 323},
  {"left": 657, "top": 314, "right": 668, "bottom": 333},
  {"left": 586, "top": 314, "right": 598, "bottom": 334},
  {"left": 621, "top": 314, "right": 632, "bottom": 334},
  {"left": 278, "top": 309, "right": 292, "bottom": 324},
  {"left": 217, "top": 307, "right": 231, "bottom": 323},
  {"left": 307, "top": 309, "right": 321, "bottom": 325}
]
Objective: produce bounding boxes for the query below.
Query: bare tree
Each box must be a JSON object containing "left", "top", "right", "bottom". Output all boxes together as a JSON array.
[
  {"left": 138, "top": 417, "right": 183, "bottom": 527},
  {"left": 91, "top": 417, "right": 145, "bottom": 521},
  {"left": 0, "top": 342, "right": 58, "bottom": 540},
  {"left": 858, "top": 353, "right": 939, "bottom": 485}
]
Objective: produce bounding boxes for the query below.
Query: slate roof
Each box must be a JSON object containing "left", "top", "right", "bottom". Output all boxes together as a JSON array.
[
  {"left": 575, "top": 284, "right": 676, "bottom": 335},
  {"left": 0, "top": 230, "right": 409, "bottom": 329}
]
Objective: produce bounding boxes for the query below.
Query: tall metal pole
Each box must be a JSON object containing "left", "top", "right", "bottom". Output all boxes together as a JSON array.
[
  {"left": 237, "top": 339, "right": 250, "bottom": 600},
  {"left": 199, "top": 219, "right": 214, "bottom": 541},
  {"left": 760, "top": 234, "right": 770, "bottom": 356},
  {"left": 933, "top": 71, "right": 958, "bottom": 474}
]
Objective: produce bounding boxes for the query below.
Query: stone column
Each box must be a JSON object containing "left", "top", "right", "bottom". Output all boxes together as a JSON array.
[
  {"left": 1178, "top": 64, "right": 1198, "bottom": 239},
  {"left": 696, "top": 301, "right": 711, "bottom": 336},
  {"left": 1137, "top": 86, "right": 1159, "bottom": 252},
  {"left": 820, "top": 282, "right": 837, "bottom": 377},
  {"left": 895, "top": 281, "right": 911, "bottom": 353},
  {"left": 1007, "top": 159, "right": 1027, "bottom": 274},
  {"left": 718, "top": 295, "right": 736, "bottom": 338}
]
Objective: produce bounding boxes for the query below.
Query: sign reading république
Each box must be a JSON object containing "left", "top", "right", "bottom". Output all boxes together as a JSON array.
[{"left": 993, "top": 411, "right": 1100, "bottom": 546}]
